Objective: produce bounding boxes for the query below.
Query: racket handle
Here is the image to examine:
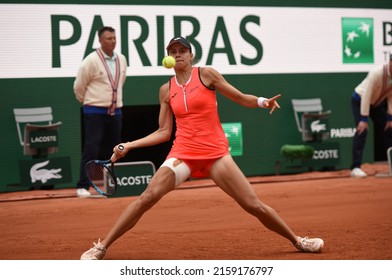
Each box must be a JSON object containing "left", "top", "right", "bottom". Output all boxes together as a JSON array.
[{"left": 110, "top": 144, "right": 124, "bottom": 162}]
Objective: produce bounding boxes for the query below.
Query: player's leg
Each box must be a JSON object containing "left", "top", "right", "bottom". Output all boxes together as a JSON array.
[
  {"left": 210, "top": 155, "right": 324, "bottom": 253},
  {"left": 209, "top": 155, "right": 298, "bottom": 244},
  {"left": 102, "top": 168, "right": 179, "bottom": 247},
  {"left": 81, "top": 159, "right": 191, "bottom": 259}
]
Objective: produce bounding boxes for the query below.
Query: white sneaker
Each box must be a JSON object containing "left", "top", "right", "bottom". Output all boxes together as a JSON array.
[
  {"left": 76, "top": 188, "right": 91, "bottom": 197},
  {"left": 80, "top": 239, "right": 107, "bottom": 260},
  {"left": 295, "top": 236, "right": 324, "bottom": 253},
  {"left": 351, "top": 168, "right": 367, "bottom": 178}
]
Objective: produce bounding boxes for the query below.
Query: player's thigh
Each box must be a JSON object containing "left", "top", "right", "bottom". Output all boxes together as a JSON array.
[
  {"left": 143, "top": 166, "right": 177, "bottom": 200},
  {"left": 210, "top": 155, "right": 259, "bottom": 205}
]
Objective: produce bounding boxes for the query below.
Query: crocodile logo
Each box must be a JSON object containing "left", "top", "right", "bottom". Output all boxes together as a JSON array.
[
  {"left": 311, "top": 120, "right": 326, "bottom": 133},
  {"left": 30, "top": 160, "right": 62, "bottom": 183}
]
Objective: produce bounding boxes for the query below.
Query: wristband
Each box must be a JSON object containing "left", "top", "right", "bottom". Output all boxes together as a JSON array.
[
  {"left": 257, "top": 97, "right": 267, "bottom": 108},
  {"left": 387, "top": 114, "right": 392, "bottom": 121},
  {"left": 360, "top": 116, "right": 369, "bottom": 122}
]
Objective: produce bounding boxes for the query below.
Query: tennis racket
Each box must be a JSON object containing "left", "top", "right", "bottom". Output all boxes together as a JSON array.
[{"left": 85, "top": 144, "right": 124, "bottom": 196}]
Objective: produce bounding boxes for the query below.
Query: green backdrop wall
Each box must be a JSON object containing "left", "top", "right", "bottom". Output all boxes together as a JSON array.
[{"left": 1, "top": 0, "right": 390, "bottom": 192}]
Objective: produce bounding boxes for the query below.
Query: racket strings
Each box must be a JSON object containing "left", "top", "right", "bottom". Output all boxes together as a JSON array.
[{"left": 85, "top": 161, "right": 116, "bottom": 196}]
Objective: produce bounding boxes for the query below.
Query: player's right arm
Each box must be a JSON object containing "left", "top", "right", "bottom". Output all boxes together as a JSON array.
[{"left": 115, "top": 82, "right": 174, "bottom": 157}]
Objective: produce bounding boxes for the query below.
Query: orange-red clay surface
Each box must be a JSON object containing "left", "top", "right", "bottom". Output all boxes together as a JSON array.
[{"left": 0, "top": 163, "right": 391, "bottom": 260}]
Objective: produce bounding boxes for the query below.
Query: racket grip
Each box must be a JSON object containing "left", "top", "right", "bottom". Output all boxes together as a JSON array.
[{"left": 110, "top": 144, "right": 124, "bottom": 162}]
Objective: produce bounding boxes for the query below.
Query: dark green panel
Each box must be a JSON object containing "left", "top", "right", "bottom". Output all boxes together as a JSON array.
[
  {"left": 1, "top": 72, "right": 372, "bottom": 192},
  {"left": 0, "top": 75, "right": 167, "bottom": 192},
  {"left": 1, "top": 0, "right": 386, "bottom": 192},
  {"left": 215, "top": 72, "right": 372, "bottom": 176}
]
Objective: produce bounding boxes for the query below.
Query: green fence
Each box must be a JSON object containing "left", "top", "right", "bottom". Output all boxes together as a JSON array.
[{"left": 1, "top": 0, "right": 390, "bottom": 192}]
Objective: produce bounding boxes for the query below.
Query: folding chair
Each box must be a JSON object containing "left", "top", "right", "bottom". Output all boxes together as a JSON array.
[
  {"left": 13, "top": 107, "right": 62, "bottom": 155},
  {"left": 291, "top": 98, "right": 331, "bottom": 142}
]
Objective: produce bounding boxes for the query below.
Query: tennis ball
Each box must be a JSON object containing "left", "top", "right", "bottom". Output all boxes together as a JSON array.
[{"left": 162, "top": 56, "right": 176, "bottom": 69}]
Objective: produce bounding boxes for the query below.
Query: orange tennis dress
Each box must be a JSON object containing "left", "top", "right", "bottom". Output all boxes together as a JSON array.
[{"left": 167, "top": 67, "right": 229, "bottom": 164}]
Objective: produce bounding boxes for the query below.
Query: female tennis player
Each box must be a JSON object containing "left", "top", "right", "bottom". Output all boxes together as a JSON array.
[{"left": 81, "top": 36, "right": 324, "bottom": 260}]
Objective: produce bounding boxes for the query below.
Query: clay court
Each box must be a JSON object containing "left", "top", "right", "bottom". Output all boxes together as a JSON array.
[{"left": 0, "top": 163, "right": 391, "bottom": 260}]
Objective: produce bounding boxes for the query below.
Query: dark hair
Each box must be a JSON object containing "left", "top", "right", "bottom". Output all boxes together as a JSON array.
[{"left": 98, "top": 26, "right": 115, "bottom": 38}]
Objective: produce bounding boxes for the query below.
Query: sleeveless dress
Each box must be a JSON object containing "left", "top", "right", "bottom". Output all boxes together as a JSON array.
[{"left": 167, "top": 67, "right": 229, "bottom": 160}]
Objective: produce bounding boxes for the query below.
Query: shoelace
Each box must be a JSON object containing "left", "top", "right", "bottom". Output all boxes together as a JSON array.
[
  {"left": 299, "top": 236, "right": 313, "bottom": 248},
  {"left": 89, "top": 240, "right": 106, "bottom": 254}
]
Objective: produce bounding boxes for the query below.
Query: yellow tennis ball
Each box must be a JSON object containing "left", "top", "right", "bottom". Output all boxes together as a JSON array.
[{"left": 162, "top": 56, "right": 176, "bottom": 69}]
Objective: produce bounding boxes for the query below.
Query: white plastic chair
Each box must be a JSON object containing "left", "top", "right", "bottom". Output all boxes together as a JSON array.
[
  {"left": 291, "top": 98, "right": 331, "bottom": 142},
  {"left": 13, "top": 107, "right": 62, "bottom": 155}
]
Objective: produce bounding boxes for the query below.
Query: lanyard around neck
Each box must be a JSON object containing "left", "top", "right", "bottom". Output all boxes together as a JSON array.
[{"left": 96, "top": 48, "right": 121, "bottom": 115}]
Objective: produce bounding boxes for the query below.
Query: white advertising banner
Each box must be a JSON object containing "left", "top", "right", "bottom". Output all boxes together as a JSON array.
[{"left": 0, "top": 4, "right": 391, "bottom": 78}]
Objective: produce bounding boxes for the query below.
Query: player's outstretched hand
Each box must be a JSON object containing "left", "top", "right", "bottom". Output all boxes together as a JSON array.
[{"left": 263, "top": 94, "right": 282, "bottom": 114}]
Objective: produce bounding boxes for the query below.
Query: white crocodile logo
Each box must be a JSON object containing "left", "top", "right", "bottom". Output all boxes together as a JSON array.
[
  {"left": 311, "top": 120, "right": 326, "bottom": 133},
  {"left": 30, "top": 160, "right": 62, "bottom": 183}
]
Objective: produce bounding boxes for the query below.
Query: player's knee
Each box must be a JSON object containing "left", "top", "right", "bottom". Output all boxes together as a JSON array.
[
  {"left": 241, "top": 201, "right": 260, "bottom": 215},
  {"left": 138, "top": 190, "right": 161, "bottom": 210},
  {"left": 242, "top": 199, "right": 267, "bottom": 216}
]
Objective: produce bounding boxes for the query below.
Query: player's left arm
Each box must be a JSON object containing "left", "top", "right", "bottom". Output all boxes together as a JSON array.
[{"left": 201, "top": 67, "right": 281, "bottom": 113}]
